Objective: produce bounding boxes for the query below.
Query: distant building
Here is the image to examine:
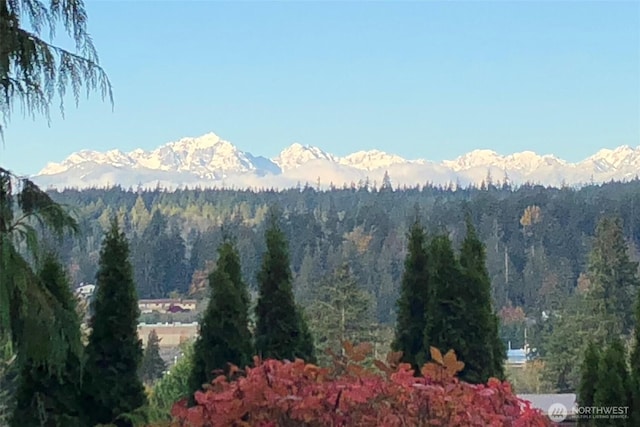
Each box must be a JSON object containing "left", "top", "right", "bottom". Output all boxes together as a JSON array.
[
  {"left": 138, "top": 299, "right": 197, "bottom": 314},
  {"left": 506, "top": 340, "right": 532, "bottom": 366},
  {"left": 505, "top": 328, "right": 535, "bottom": 367}
]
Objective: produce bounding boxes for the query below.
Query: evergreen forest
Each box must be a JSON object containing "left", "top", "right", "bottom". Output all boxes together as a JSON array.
[{"left": 38, "top": 180, "right": 640, "bottom": 394}]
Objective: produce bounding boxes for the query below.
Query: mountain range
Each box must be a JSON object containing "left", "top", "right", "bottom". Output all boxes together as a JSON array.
[{"left": 33, "top": 132, "right": 640, "bottom": 190}]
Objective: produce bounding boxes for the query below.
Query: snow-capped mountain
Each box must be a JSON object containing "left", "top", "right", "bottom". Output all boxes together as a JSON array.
[
  {"left": 339, "top": 150, "right": 420, "bottom": 171},
  {"left": 272, "top": 143, "right": 337, "bottom": 172},
  {"left": 33, "top": 132, "right": 640, "bottom": 190}
]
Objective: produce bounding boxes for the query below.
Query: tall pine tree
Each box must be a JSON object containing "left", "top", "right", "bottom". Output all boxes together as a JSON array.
[
  {"left": 458, "top": 216, "right": 505, "bottom": 382},
  {"left": 188, "top": 239, "right": 253, "bottom": 401},
  {"left": 578, "top": 341, "right": 600, "bottom": 427},
  {"left": 392, "top": 218, "right": 432, "bottom": 372},
  {"left": 11, "top": 255, "right": 83, "bottom": 427},
  {"left": 422, "top": 234, "right": 468, "bottom": 369},
  {"left": 587, "top": 217, "right": 640, "bottom": 337},
  {"left": 307, "top": 263, "right": 375, "bottom": 363},
  {"left": 593, "top": 338, "right": 631, "bottom": 427},
  {"left": 630, "top": 291, "right": 640, "bottom": 427},
  {"left": 255, "top": 211, "right": 315, "bottom": 362},
  {"left": 82, "top": 219, "right": 147, "bottom": 427}
]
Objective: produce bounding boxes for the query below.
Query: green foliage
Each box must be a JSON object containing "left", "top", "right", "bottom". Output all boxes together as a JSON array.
[
  {"left": 587, "top": 216, "right": 640, "bottom": 337},
  {"left": 0, "top": 339, "right": 17, "bottom": 425},
  {"left": 539, "top": 215, "right": 640, "bottom": 394},
  {"left": 82, "top": 218, "right": 147, "bottom": 427},
  {"left": 593, "top": 338, "right": 631, "bottom": 427},
  {"left": 140, "top": 330, "right": 167, "bottom": 386},
  {"left": 392, "top": 218, "right": 431, "bottom": 372},
  {"left": 306, "top": 263, "right": 375, "bottom": 365},
  {"left": 422, "top": 235, "right": 468, "bottom": 373},
  {"left": 458, "top": 216, "right": 505, "bottom": 382},
  {"left": 539, "top": 294, "right": 596, "bottom": 392},
  {"left": 131, "top": 210, "right": 189, "bottom": 298},
  {"left": 44, "top": 179, "right": 640, "bottom": 330},
  {"left": 0, "top": 0, "right": 112, "bottom": 136},
  {"left": 255, "top": 211, "right": 315, "bottom": 362},
  {"left": 630, "top": 293, "right": 640, "bottom": 427},
  {"left": 0, "top": 170, "right": 80, "bottom": 372},
  {"left": 578, "top": 341, "right": 600, "bottom": 427},
  {"left": 11, "top": 255, "right": 84, "bottom": 427},
  {"left": 149, "top": 342, "right": 193, "bottom": 423},
  {"left": 188, "top": 239, "right": 253, "bottom": 401}
]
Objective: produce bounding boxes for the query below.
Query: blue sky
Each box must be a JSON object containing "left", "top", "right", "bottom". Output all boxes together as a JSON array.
[{"left": 2, "top": 0, "right": 639, "bottom": 175}]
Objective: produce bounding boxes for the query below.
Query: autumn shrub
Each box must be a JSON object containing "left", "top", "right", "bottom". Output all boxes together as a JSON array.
[{"left": 167, "top": 342, "right": 551, "bottom": 427}]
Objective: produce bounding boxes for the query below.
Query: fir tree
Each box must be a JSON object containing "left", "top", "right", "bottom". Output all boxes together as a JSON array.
[
  {"left": 392, "top": 218, "right": 432, "bottom": 372},
  {"left": 189, "top": 239, "right": 253, "bottom": 401},
  {"left": 630, "top": 292, "right": 640, "bottom": 427},
  {"left": 578, "top": 341, "right": 600, "bottom": 426},
  {"left": 306, "top": 264, "right": 374, "bottom": 364},
  {"left": 458, "top": 216, "right": 505, "bottom": 382},
  {"left": 587, "top": 217, "right": 640, "bottom": 337},
  {"left": 593, "top": 338, "right": 631, "bottom": 427},
  {"left": 422, "top": 234, "right": 468, "bottom": 369},
  {"left": 255, "top": 211, "right": 315, "bottom": 362},
  {"left": 11, "top": 255, "right": 83, "bottom": 427},
  {"left": 139, "top": 330, "right": 167, "bottom": 385},
  {"left": 82, "top": 219, "right": 147, "bottom": 427}
]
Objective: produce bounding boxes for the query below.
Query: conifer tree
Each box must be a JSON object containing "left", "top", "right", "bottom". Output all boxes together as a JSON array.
[
  {"left": 139, "top": 330, "right": 167, "bottom": 386},
  {"left": 630, "top": 292, "right": 640, "bottom": 427},
  {"left": 458, "top": 216, "right": 505, "bottom": 382},
  {"left": 307, "top": 264, "right": 375, "bottom": 363},
  {"left": 255, "top": 211, "right": 315, "bottom": 362},
  {"left": 578, "top": 341, "right": 600, "bottom": 427},
  {"left": 587, "top": 217, "right": 640, "bottom": 337},
  {"left": 392, "top": 218, "right": 432, "bottom": 371},
  {"left": 593, "top": 338, "right": 630, "bottom": 427},
  {"left": 297, "top": 309, "right": 317, "bottom": 363},
  {"left": 11, "top": 255, "right": 83, "bottom": 427},
  {"left": 188, "top": 240, "right": 253, "bottom": 400},
  {"left": 82, "top": 219, "right": 147, "bottom": 427},
  {"left": 422, "top": 234, "right": 469, "bottom": 369}
]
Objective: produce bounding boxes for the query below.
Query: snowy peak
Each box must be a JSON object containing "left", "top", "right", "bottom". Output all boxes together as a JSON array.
[
  {"left": 340, "top": 150, "right": 410, "bottom": 171},
  {"left": 443, "top": 149, "right": 565, "bottom": 173},
  {"left": 40, "top": 133, "right": 275, "bottom": 179},
  {"left": 586, "top": 145, "right": 640, "bottom": 169},
  {"left": 273, "top": 143, "right": 337, "bottom": 172},
  {"left": 443, "top": 149, "right": 502, "bottom": 171},
  {"left": 35, "top": 132, "right": 640, "bottom": 190}
]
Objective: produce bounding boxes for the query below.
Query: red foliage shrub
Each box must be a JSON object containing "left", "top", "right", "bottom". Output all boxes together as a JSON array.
[{"left": 168, "top": 343, "right": 551, "bottom": 427}]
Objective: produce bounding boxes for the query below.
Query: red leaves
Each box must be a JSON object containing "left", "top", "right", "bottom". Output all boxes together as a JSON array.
[{"left": 166, "top": 344, "right": 551, "bottom": 427}]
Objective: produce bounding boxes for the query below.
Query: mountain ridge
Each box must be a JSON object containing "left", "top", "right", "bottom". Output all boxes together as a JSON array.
[{"left": 34, "top": 132, "right": 640, "bottom": 190}]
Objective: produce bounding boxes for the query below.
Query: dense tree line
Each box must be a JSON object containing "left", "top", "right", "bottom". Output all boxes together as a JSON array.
[{"left": 46, "top": 180, "right": 640, "bottom": 326}]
